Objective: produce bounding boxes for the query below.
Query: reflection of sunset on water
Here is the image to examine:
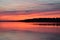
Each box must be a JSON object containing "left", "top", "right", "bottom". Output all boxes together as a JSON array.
[
  {"left": 0, "top": 22, "right": 60, "bottom": 33},
  {"left": 0, "top": 22, "right": 39, "bottom": 30}
]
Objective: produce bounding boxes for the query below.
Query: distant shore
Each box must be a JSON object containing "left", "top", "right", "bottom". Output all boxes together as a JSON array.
[{"left": 0, "top": 18, "right": 60, "bottom": 22}]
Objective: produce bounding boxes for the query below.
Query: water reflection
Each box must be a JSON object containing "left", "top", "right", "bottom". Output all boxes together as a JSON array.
[
  {"left": 0, "top": 22, "right": 60, "bottom": 40},
  {"left": 0, "top": 31, "right": 60, "bottom": 40},
  {"left": 0, "top": 22, "right": 60, "bottom": 33}
]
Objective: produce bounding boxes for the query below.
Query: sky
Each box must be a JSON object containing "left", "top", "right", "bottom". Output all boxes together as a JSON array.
[
  {"left": 0, "top": 0, "right": 60, "bottom": 11},
  {"left": 0, "top": 0, "right": 60, "bottom": 20}
]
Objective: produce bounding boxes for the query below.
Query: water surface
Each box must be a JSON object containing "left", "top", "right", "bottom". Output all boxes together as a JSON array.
[{"left": 0, "top": 22, "right": 60, "bottom": 40}]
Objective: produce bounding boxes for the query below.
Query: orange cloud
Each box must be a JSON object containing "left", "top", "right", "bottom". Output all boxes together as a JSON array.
[{"left": 0, "top": 10, "right": 60, "bottom": 20}]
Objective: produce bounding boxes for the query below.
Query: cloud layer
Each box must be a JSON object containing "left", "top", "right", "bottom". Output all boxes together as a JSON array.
[
  {"left": 0, "top": 0, "right": 60, "bottom": 19},
  {"left": 0, "top": 0, "right": 60, "bottom": 12}
]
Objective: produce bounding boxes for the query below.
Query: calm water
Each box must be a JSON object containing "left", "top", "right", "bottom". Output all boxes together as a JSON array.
[{"left": 0, "top": 22, "right": 60, "bottom": 40}]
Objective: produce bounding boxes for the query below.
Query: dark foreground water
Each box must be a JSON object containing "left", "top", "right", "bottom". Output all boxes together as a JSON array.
[{"left": 0, "top": 22, "right": 60, "bottom": 40}]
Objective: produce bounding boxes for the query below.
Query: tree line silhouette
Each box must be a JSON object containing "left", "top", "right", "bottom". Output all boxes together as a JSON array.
[{"left": 0, "top": 18, "right": 60, "bottom": 22}]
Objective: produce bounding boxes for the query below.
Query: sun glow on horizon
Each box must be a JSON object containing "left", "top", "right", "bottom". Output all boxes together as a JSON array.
[{"left": 0, "top": 10, "right": 60, "bottom": 20}]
